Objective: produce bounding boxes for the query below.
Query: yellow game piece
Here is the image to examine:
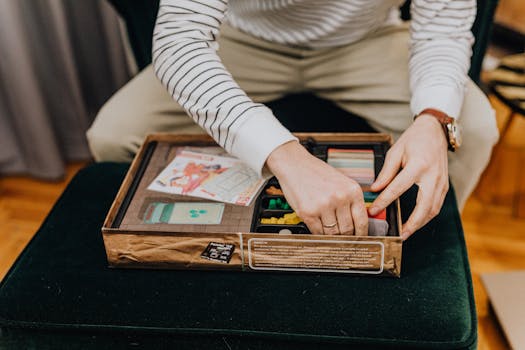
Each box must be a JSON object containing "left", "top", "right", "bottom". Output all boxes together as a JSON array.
[
  {"left": 260, "top": 212, "right": 302, "bottom": 225},
  {"left": 283, "top": 212, "right": 302, "bottom": 224},
  {"left": 260, "top": 217, "right": 275, "bottom": 224}
]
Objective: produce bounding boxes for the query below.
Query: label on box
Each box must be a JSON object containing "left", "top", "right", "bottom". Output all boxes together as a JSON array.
[
  {"left": 247, "top": 238, "right": 384, "bottom": 274},
  {"left": 201, "top": 242, "right": 235, "bottom": 263}
]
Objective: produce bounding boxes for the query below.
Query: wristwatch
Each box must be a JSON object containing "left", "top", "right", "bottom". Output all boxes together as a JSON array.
[{"left": 415, "top": 108, "right": 462, "bottom": 152}]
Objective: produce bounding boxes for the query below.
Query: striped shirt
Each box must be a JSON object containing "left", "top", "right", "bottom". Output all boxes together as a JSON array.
[{"left": 152, "top": 0, "right": 476, "bottom": 174}]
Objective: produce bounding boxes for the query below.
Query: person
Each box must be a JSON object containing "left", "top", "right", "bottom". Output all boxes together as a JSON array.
[{"left": 87, "top": 0, "right": 499, "bottom": 239}]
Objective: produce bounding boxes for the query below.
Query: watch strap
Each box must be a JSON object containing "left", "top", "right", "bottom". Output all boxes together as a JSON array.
[
  {"left": 414, "top": 108, "right": 455, "bottom": 152},
  {"left": 416, "top": 108, "right": 454, "bottom": 125}
]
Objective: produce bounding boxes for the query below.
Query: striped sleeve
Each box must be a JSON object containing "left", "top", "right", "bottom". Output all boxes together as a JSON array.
[
  {"left": 152, "top": 0, "right": 296, "bottom": 175},
  {"left": 409, "top": 0, "right": 476, "bottom": 119}
]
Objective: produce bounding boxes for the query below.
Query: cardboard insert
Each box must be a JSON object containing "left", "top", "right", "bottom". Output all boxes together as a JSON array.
[{"left": 102, "top": 133, "right": 403, "bottom": 277}]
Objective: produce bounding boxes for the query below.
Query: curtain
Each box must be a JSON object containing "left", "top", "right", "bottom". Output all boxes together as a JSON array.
[{"left": 0, "top": 0, "right": 133, "bottom": 180}]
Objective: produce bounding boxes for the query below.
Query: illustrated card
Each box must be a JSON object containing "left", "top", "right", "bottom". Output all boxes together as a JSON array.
[{"left": 148, "top": 150, "right": 266, "bottom": 206}]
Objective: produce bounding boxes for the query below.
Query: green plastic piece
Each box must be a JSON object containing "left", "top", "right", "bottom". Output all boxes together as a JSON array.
[
  {"left": 267, "top": 197, "right": 291, "bottom": 210},
  {"left": 363, "top": 192, "right": 379, "bottom": 203}
]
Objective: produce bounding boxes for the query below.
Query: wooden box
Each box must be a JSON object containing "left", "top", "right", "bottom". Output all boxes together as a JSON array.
[{"left": 102, "top": 133, "right": 403, "bottom": 276}]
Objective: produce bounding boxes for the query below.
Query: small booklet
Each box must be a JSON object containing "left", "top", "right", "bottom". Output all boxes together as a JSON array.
[{"left": 148, "top": 149, "right": 266, "bottom": 206}]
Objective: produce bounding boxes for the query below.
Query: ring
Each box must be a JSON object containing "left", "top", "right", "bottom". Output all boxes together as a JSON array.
[{"left": 322, "top": 222, "right": 338, "bottom": 229}]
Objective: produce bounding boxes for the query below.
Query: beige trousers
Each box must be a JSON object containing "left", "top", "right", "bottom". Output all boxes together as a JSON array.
[{"left": 87, "top": 23, "right": 499, "bottom": 210}]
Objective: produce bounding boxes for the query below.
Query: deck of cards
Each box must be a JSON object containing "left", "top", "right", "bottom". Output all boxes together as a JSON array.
[
  {"left": 327, "top": 148, "right": 388, "bottom": 236},
  {"left": 327, "top": 148, "right": 375, "bottom": 188}
]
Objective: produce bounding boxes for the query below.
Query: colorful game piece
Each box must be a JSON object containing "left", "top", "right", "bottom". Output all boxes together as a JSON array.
[
  {"left": 368, "top": 208, "right": 386, "bottom": 220},
  {"left": 260, "top": 212, "right": 302, "bottom": 225},
  {"left": 265, "top": 186, "right": 284, "bottom": 196},
  {"left": 268, "top": 198, "right": 290, "bottom": 210},
  {"left": 363, "top": 191, "right": 379, "bottom": 202}
]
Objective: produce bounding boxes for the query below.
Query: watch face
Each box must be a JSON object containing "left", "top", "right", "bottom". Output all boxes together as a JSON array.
[{"left": 448, "top": 120, "right": 462, "bottom": 149}]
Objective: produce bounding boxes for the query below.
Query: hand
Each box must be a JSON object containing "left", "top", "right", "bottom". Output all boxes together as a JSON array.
[
  {"left": 266, "top": 141, "right": 368, "bottom": 235},
  {"left": 368, "top": 114, "right": 449, "bottom": 240}
]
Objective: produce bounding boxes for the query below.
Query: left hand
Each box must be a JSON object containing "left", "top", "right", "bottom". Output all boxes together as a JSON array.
[{"left": 368, "top": 114, "right": 449, "bottom": 240}]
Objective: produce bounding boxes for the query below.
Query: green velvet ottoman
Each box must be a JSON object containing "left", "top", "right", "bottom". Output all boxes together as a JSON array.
[{"left": 0, "top": 163, "right": 477, "bottom": 349}]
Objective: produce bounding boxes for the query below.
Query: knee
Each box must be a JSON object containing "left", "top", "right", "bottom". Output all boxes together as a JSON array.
[
  {"left": 86, "top": 127, "right": 115, "bottom": 162},
  {"left": 478, "top": 96, "right": 499, "bottom": 146},
  {"left": 462, "top": 81, "right": 500, "bottom": 146},
  {"left": 86, "top": 120, "right": 138, "bottom": 163},
  {"left": 463, "top": 104, "right": 499, "bottom": 153}
]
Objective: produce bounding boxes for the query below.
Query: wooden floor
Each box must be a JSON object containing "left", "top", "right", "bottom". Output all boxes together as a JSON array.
[
  {"left": 0, "top": 162, "right": 88, "bottom": 281},
  {"left": 463, "top": 95, "right": 525, "bottom": 350},
  {"left": 1, "top": 96, "right": 524, "bottom": 349}
]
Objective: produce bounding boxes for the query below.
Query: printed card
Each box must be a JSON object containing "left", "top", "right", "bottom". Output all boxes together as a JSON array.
[
  {"left": 143, "top": 202, "right": 225, "bottom": 225},
  {"left": 148, "top": 149, "right": 267, "bottom": 206}
]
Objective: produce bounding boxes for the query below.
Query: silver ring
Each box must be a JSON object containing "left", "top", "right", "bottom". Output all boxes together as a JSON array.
[{"left": 322, "top": 222, "right": 337, "bottom": 228}]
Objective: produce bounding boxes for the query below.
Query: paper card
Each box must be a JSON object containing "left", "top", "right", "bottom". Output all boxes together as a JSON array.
[
  {"left": 169, "top": 202, "right": 225, "bottom": 224},
  {"left": 148, "top": 150, "right": 267, "bottom": 206},
  {"left": 144, "top": 202, "right": 225, "bottom": 225}
]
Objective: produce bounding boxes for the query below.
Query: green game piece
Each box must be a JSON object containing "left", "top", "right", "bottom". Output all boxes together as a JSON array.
[
  {"left": 267, "top": 197, "right": 291, "bottom": 210},
  {"left": 363, "top": 191, "right": 379, "bottom": 202}
]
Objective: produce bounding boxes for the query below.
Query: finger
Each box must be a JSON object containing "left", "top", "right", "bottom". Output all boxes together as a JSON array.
[
  {"left": 321, "top": 211, "right": 340, "bottom": 235},
  {"left": 431, "top": 183, "right": 447, "bottom": 219},
  {"left": 401, "top": 182, "right": 435, "bottom": 240},
  {"left": 369, "top": 166, "right": 417, "bottom": 216},
  {"left": 370, "top": 147, "right": 402, "bottom": 192},
  {"left": 429, "top": 179, "right": 448, "bottom": 222},
  {"left": 351, "top": 202, "right": 368, "bottom": 236},
  {"left": 336, "top": 204, "right": 354, "bottom": 235},
  {"left": 303, "top": 216, "right": 324, "bottom": 235}
]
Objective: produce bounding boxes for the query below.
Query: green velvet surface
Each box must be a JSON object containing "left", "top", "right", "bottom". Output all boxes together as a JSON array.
[{"left": 0, "top": 163, "right": 476, "bottom": 349}]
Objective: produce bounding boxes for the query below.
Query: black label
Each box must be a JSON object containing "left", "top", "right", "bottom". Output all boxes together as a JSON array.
[{"left": 201, "top": 242, "right": 235, "bottom": 264}]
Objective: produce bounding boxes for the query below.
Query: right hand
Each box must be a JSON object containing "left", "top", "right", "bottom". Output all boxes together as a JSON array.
[{"left": 266, "top": 141, "right": 368, "bottom": 235}]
